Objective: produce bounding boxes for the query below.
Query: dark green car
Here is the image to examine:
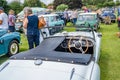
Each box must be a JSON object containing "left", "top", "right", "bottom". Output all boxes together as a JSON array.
[{"left": 76, "top": 13, "right": 100, "bottom": 31}]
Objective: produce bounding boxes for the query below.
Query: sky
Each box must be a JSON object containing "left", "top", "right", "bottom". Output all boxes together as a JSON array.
[{"left": 6, "top": 0, "right": 54, "bottom": 5}]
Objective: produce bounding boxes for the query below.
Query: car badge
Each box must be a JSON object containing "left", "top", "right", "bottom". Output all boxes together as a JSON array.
[{"left": 34, "top": 59, "right": 42, "bottom": 66}]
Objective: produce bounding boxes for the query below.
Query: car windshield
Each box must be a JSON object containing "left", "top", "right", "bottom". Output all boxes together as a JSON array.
[
  {"left": 78, "top": 15, "right": 95, "bottom": 21},
  {"left": 51, "top": 16, "right": 60, "bottom": 21},
  {"left": 102, "top": 12, "right": 115, "bottom": 17},
  {"left": 103, "top": 10, "right": 113, "bottom": 13}
]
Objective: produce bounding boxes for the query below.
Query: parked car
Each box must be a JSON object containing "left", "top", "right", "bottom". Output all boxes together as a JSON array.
[
  {"left": 100, "top": 12, "right": 116, "bottom": 23},
  {"left": 76, "top": 13, "right": 100, "bottom": 31},
  {"left": 38, "top": 14, "right": 64, "bottom": 27},
  {"left": 15, "top": 19, "right": 23, "bottom": 33},
  {"left": 0, "top": 26, "right": 102, "bottom": 80},
  {"left": 54, "top": 12, "right": 64, "bottom": 20},
  {"left": 0, "top": 29, "right": 20, "bottom": 56},
  {"left": 38, "top": 14, "right": 64, "bottom": 35}
]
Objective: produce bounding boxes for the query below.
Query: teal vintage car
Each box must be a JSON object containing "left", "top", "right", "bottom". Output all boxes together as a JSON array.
[
  {"left": 0, "top": 29, "right": 20, "bottom": 57},
  {"left": 38, "top": 14, "right": 64, "bottom": 27},
  {"left": 76, "top": 13, "right": 100, "bottom": 31},
  {"left": 38, "top": 14, "right": 64, "bottom": 34}
]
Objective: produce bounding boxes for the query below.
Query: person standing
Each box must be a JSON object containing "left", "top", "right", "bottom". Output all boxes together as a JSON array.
[
  {"left": 117, "top": 16, "right": 120, "bottom": 30},
  {"left": 23, "top": 7, "right": 40, "bottom": 49},
  {"left": 63, "top": 9, "right": 68, "bottom": 26},
  {"left": 71, "top": 9, "right": 78, "bottom": 25},
  {"left": 8, "top": 9, "right": 16, "bottom": 32},
  {"left": 0, "top": 7, "right": 8, "bottom": 30},
  {"left": 117, "top": 8, "right": 120, "bottom": 16}
]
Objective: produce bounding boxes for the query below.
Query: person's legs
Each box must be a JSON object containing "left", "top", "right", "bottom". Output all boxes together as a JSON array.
[
  {"left": 72, "top": 18, "right": 76, "bottom": 25},
  {"left": 118, "top": 21, "right": 120, "bottom": 30},
  {"left": 34, "top": 34, "right": 40, "bottom": 47},
  {"left": 63, "top": 18, "right": 67, "bottom": 26},
  {"left": 74, "top": 18, "right": 77, "bottom": 24},
  {"left": 9, "top": 26, "right": 15, "bottom": 32},
  {"left": 27, "top": 35, "right": 34, "bottom": 49}
]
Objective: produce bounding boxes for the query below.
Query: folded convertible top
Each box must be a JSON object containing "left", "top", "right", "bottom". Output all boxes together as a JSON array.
[{"left": 10, "top": 37, "right": 92, "bottom": 65}]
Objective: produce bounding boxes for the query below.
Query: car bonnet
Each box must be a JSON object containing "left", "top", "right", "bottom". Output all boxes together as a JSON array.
[
  {"left": 0, "top": 60, "right": 94, "bottom": 80},
  {"left": 0, "top": 29, "right": 7, "bottom": 37}
]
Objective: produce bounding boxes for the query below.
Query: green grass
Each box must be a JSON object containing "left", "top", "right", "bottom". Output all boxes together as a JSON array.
[
  {"left": 99, "top": 23, "right": 120, "bottom": 80},
  {"left": 64, "top": 26, "right": 76, "bottom": 32},
  {"left": 19, "top": 34, "right": 28, "bottom": 52},
  {"left": 0, "top": 24, "right": 120, "bottom": 80}
]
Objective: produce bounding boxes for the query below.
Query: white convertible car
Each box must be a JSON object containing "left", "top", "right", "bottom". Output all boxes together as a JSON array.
[{"left": 0, "top": 26, "right": 102, "bottom": 80}]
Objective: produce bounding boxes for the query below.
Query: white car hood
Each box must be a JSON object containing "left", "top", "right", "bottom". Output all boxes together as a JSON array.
[{"left": 0, "top": 60, "right": 94, "bottom": 80}]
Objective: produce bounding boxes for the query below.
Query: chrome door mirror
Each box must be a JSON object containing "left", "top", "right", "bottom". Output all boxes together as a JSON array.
[{"left": 0, "top": 39, "right": 4, "bottom": 44}]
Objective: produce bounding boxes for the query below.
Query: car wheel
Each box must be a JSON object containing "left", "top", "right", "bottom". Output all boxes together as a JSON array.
[
  {"left": 113, "top": 20, "right": 116, "bottom": 23},
  {"left": 8, "top": 40, "right": 19, "bottom": 56}
]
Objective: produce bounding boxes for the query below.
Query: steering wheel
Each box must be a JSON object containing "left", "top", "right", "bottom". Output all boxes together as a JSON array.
[{"left": 68, "top": 36, "right": 89, "bottom": 54}]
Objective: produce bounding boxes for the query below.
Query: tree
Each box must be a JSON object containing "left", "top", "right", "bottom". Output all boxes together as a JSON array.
[
  {"left": 0, "top": 0, "right": 10, "bottom": 13},
  {"left": 0, "top": 0, "right": 6, "bottom": 7},
  {"left": 97, "top": 3, "right": 103, "bottom": 8},
  {"left": 40, "top": 2, "right": 47, "bottom": 8},
  {"left": 116, "top": 1, "right": 120, "bottom": 6},
  {"left": 23, "top": 0, "right": 41, "bottom": 7},
  {"left": 82, "top": 0, "right": 113, "bottom": 6},
  {"left": 8, "top": 1, "right": 23, "bottom": 14},
  {"left": 53, "top": 0, "right": 82, "bottom": 9},
  {"left": 56, "top": 4, "right": 68, "bottom": 11},
  {"left": 103, "top": 1, "right": 115, "bottom": 7}
]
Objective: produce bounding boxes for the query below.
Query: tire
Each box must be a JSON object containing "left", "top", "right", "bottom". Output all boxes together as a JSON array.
[
  {"left": 113, "top": 20, "right": 116, "bottom": 23},
  {"left": 8, "top": 40, "right": 19, "bottom": 56}
]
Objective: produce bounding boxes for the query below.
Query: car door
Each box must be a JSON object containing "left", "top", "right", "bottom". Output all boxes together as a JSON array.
[{"left": 0, "top": 37, "right": 5, "bottom": 55}]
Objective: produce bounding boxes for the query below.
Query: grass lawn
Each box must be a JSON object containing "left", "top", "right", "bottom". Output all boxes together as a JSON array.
[
  {"left": 99, "top": 23, "right": 120, "bottom": 80},
  {"left": 0, "top": 24, "right": 120, "bottom": 80}
]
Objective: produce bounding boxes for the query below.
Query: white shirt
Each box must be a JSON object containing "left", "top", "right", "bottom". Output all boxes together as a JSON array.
[
  {"left": 71, "top": 11, "right": 78, "bottom": 19},
  {"left": 0, "top": 13, "right": 8, "bottom": 30}
]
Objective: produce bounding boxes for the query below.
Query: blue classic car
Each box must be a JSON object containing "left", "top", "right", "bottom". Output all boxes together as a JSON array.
[
  {"left": 0, "top": 29, "right": 20, "bottom": 56},
  {"left": 100, "top": 11, "right": 116, "bottom": 23}
]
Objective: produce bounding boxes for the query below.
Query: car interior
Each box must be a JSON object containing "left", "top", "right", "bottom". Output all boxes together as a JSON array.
[{"left": 55, "top": 36, "right": 94, "bottom": 54}]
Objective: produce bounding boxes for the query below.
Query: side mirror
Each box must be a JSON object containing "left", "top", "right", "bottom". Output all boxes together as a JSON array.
[
  {"left": 98, "top": 33, "right": 102, "bottom": 37},
  {"left": 0, "top": 39, "right": 4, "bottom": 44}
]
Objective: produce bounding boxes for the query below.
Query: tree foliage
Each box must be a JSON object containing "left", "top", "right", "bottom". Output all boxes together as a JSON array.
[
  {"left": 82, "top": 0, "right": 113, "bottom": 6},
  {"left": 0, "top": 0, "right": 9, "bottom": 13},
  {"left": 23, "top": 0, "right": 41, "bottom": 7},
  {"left": 82, "top": 0, "right": 115, "bottom": 8},
  {"left": 116, "top": 1, "right": 120, "bottom": 6},
  {"left": 9, "top": 1, "right": 23, "bottom": 14},
  {"left": 40, "top": 2, "right": 47, "bottom": 8},
  {"left": 56, "top": 4, "right": 68, "bottom": 11},
  {"left": 0, "top": 0, "right": 47, "bottom": 14},
  {"left": 53, "top": 0, "right": 82, "bottom": 9},
  {"left": 103, "top": 1, "right": 115, "bottom": 7}
]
